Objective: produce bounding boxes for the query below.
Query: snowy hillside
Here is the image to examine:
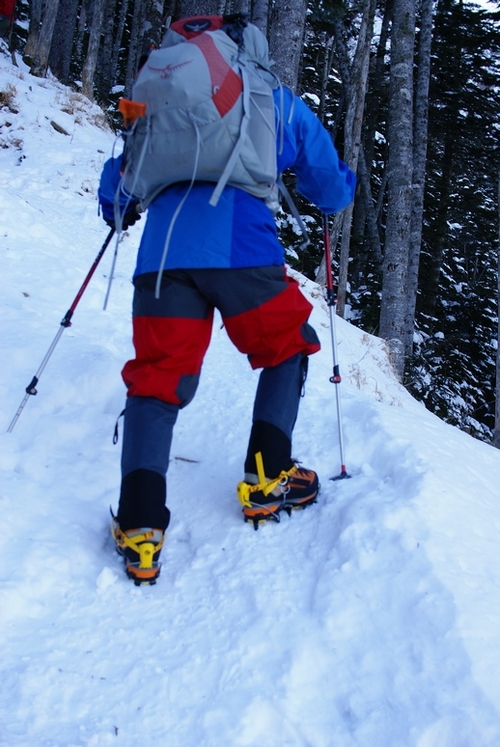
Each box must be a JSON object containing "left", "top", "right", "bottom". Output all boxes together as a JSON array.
[{"left": 2, "top": 52, "right": 500, "bottom": 747}]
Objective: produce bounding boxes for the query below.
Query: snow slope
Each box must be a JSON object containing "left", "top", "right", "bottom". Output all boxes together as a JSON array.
[{"left": 1, "top": 51, "right": 500, "bottom": 747}]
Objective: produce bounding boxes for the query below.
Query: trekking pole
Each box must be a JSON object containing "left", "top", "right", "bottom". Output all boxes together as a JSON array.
[
  {"left": 323, "top": 215, "right": 350, "bottom": 480},
  {"left": 7, "top": 227, "right": 115, "bottom": 433}
]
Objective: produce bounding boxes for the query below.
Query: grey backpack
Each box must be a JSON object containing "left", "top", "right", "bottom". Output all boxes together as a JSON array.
[{"left": 120, "top": 15, "right": 278, "bottom": 210}]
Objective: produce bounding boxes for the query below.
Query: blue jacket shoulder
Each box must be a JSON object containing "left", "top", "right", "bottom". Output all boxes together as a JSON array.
[{"left": 274, "top": 87, "right": 356, "bottom": 214}]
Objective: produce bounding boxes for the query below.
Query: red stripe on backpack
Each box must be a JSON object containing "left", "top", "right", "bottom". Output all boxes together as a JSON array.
[{"left": 189, "top": 33, "right": 242, "bottom": 117}]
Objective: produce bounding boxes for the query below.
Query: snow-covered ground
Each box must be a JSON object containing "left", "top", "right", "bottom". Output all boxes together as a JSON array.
[{"left": 2, "top": 50, "right": 500, "bottom": 747}]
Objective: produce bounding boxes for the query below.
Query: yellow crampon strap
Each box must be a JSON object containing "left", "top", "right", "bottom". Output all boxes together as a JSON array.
[
  {"left": 236, "top": 451, "right": 294, "bottom": 508},
  {"left": 136, "top": 542, "right": 155, "bottom": 569},
  {"left": 112, "top": 523, "right": 164, "bottom": 569}
]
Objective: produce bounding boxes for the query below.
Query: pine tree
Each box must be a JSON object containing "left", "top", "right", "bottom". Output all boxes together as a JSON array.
[{"left": 409, "top": 0, "right": 500, "bottom": 439}]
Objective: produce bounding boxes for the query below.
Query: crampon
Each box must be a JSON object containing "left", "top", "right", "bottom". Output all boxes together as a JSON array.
[
  {"left": 111, "top": 510, "right": 165, "bottom": 585},
  {"left": 237, "top": 452, "right": 319, "bottom": 530}
]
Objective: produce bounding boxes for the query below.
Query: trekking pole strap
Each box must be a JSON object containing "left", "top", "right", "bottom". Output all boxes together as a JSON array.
[
  {"left": 277, "top": 176, "right": 310, "bottom": 249},
  {"left": 323, "top": 214, "right": 335, "bottom": 300}
]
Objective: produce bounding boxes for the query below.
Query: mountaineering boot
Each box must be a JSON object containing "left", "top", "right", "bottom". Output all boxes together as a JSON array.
[
  {"left": 237, "top": 452, "right": 319, "bottom": 529},
  {"left": 111, "top": 511, "right": 165, "bottom": 585}
]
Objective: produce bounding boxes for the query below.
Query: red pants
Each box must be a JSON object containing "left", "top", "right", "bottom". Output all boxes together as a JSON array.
[{"left": 122, "top": 266, "right": 321, "bottom": 407}]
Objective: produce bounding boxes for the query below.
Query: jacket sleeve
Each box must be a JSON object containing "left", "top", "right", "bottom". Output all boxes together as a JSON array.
[
  {"left": 98, "top": 155, "right": 134, "bottom": 223},
  {"left": 276, "top": 89, "right": 356, "bottom": 215}
]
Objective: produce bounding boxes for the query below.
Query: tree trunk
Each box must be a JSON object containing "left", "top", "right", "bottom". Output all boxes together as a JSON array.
[
  {"left": 179, "top": 0, "right": 222, "bottom": 16},
  {"left": 349, "top": 0, "right": 392, "bottom": 280},
  {"left": 317, "top": 32, "right": 335, "bottom": 125},
  {"left": 82, "top": 0, "right": 106, "bottom": 98},
  {"left": 48, "top": 0, "right": 81, "bottom": 82},
  {"left": 30, "top": 0, "right": 61, "bottom": 77},
  {"left": 143, "top": 0, "right": 166, "bottom": 49},
  {"left": 403, "top": 0, "right": 434, "bottom": 362},
  {"left": 334, "top": 0, "right": 376, "bottom": 318},
  {"left": 357, "top": 143, "right": 382, "bottom": 264},
  {"left": 363, "top": 0, "right": 392, "bottom": 177},
  {"left": 108, "top": 0, "right": 129, "bottom": 91},
  {"left": 95, "top": 0, "right": 117, "bottom": 98},
  {"left": 313, "top": 25, "right": 349, "bottom": 291},
  {"left": 233, "top": 0, "right": 250, "bottom": 13},
  {"left": 378, "top": 0, "right": 416, "bottom": 380},
  {"left": 251, "top": 0, "right": 269, "bottom": 34},
  {"left": 74, "top": 0, "right": 87, "bottom": 62},
  {"left": 268, "top": 0, "right": 307, "bottom": 90},
  {"left": 124, "top": 0, "right": 147, "bottom": 95},
  {"left": 24, "top": 0, "right": 44, "bottom": 65}
]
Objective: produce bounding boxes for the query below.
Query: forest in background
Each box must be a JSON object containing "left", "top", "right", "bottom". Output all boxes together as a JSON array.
[{"left": 2, "top": 0, "right": 500, "bottom": 446}]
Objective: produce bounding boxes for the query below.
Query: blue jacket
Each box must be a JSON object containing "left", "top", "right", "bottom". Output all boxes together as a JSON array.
[{"left": 98, "top": 87, "right": 356, "bottom": 277}]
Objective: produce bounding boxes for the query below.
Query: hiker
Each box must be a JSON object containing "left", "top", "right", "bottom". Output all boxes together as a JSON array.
[{"left": 98, "top": 15, "right": 356, "bottom": 585}]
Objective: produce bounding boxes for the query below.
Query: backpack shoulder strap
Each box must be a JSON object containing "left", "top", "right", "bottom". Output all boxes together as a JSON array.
[{"left": 208, "top": 60, "right": 252, "bottom": 207}]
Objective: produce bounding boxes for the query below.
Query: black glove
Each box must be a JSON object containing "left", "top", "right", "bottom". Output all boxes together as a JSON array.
[{"left": 104, "top": 202, "right": 141, "bottom": 230}]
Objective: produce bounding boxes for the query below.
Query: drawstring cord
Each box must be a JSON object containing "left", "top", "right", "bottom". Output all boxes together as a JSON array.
[
  {"left": 154, "top": 113, "right": 202, "bottom": 299},
  {"left": 104, "top": 119, "right": 151, "bottom": 310}
]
